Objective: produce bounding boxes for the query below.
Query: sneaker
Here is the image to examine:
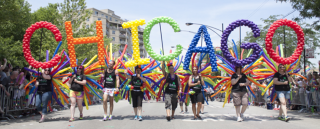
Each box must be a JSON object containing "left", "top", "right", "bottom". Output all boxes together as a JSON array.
[
  {"left": 108, "top": 115, "right": 112, "bottom": 120},
  {"left": 134, "top": 115, "right": 138, "bottom": 120},
  {"left": 79, "top": 114, "right": 83, "bottom": 120},
  {"left": 53, "top": 108, "right": 58, "bottom": 112},
  {"left": 201, "top": 112, "right": 204, "bottom": 114},
  {"left": 103, "top": 117, "right": 107, "bottom": 121},
  {"left": 166, "top": 116, "right": 171, "bottom": 121},
  {"left": 237, "top": 117, "right": 243, "bottom": 122},
  {"left": 69, "top": 118, "right": 74, "bottom": 122},
  {"left": 278, "top": 116, "right": 284, "bottom": 120},
  {"left": 240, "top": 114, "right": 245, "bottom": 121},
  {"left": 39, "top": 118, "right": 44, "bottom": 123},
  {"left": 180, "top": 111, "right": 184, "bottom": 114},
  {"left": 138, "top": 116, "right": 143, "bottom": 121},
  {"left": 284, "top": 117, "right": 290, "bottom": 122},
  {"left": 273, "top": 108, "right": 277, "bottom": 110}
]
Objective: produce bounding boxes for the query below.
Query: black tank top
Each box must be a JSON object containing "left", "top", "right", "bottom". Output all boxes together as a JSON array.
[
  {"left": 104, "top": 69, "right": 116, "bottom": 88},
  {"left": 131, "top": 75, "right": 143, "bottom": 91},
  {"left": 191, "top": 75, "right": 201, "bottom": 93},
  {"left": 165, "top": 74, "right": 179, "bottom": 94},
  {"left": 37, "top": 76, "right": 52, "bottom": 93}
]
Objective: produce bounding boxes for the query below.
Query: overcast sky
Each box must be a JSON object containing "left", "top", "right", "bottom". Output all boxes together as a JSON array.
[{"left": 26, "top": 0, "right": 319, "bottom": 67}]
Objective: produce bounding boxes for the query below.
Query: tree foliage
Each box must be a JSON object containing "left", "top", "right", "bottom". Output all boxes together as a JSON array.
[
  {"left": 277, "top": 0, "right": 320, "bottom": 30},
  {"left": 243, "top": 15, "right": 320, "bottom": 67}
]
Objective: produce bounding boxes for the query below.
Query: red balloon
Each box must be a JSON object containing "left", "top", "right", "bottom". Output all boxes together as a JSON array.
[
  {"left": 265, "top": 19, "right": 304, "bottom": 65},
  {"left": 22, "top": 21, "right": 62, "bottom": 69}
]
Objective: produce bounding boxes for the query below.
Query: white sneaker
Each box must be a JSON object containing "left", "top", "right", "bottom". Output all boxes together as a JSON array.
[
  {"left": 240, "top": 114, "right": 245, "bottom": 121},
  {"left": 237, "top": 117, "right": 243, "bottom": 122},
  {"left": 53, "top": 108, "right": 58, "bottom": 112}
]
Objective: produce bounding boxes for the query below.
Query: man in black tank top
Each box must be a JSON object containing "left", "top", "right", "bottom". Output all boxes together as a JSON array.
[
  {"left": 162, "top": 62, "right": 182, "bottom": 121},
  {"left": 124, "top": 65, "right": 146, "bottom": 121},
  {"left": 101, "top": 60, "right": 120, "bottom": 121}
]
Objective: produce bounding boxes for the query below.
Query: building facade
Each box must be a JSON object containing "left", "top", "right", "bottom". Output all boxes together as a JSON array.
[{"left": 86, "top": 8, "right": 147, "bottom": 58}]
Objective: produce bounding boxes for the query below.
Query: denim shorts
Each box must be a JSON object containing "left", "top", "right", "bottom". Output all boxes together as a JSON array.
[{"left": 276, "top": 91, "right": 290, "bottom": 99}]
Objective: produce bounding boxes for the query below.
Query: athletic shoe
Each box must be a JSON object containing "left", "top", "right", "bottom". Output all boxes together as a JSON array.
[
  {"left": 284, "top": 117, "right": 290, "bottom": 122},
  {"left": 273, "top": 108, "right": 277, "bottom": 110},
  {"left": 138, "top": 116, "right": 143, "bottom": 121},
  {"left": 134, "top": 115, "right": 138, "bottom": 120},
  {"left": 240, "top": 114, "right": 245, "bottom": 121},
  {"left": 108, "top": 115, "right": 112, "bottom": 120},
  {"left": 103, "top": 117, "right": 107, "bottom": 121},
  {"left": 79, "top": 114, "right": 83, "bottom": 120},
  {"left": 278, "top": 116, "right": 284, "bottom": 120},
  {"left": 201, "top": 112, "right": 204, "bottom": 114},
  {"left": 69, "top": 118, "right": 74, "bottom": 122},
  {"left": 237, "top": 117, "right": 243, "bottom": 122},
  {"left": 39, "top": 118, "right": 44, "bottom": 123},
  {"left": 166, "top": 116, "right": 171, "bottom": 121},
  {"left": 180, "top": 111, "right": 184, "bottom": 114},
  {"left": 192, "top": 117, "right": 197, "bottom": 120}
]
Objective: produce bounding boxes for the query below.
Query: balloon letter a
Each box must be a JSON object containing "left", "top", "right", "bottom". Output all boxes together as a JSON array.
[{"left": 183, "top": 25, "right": 218, "bottom": 72}]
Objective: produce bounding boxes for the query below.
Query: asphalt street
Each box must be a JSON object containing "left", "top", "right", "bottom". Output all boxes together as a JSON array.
[{"left": 1, "top": 100, "right": 320, "bottom": 129}]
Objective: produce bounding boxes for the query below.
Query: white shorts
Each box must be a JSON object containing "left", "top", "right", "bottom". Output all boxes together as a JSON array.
[{"left": 103, "top": 88, "right": 115, "bottom": 96}]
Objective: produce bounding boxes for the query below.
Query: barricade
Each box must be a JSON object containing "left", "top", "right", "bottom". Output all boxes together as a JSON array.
[{"left": 0, "top": 86, "right": 10, "bottom": 121}]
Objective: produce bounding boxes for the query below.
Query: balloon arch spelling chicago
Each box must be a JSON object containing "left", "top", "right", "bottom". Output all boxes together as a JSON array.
[{"left": 22, "top": 17, "right": 304, "bottom": 70}]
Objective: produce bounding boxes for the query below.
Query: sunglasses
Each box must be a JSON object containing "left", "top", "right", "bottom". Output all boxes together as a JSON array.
[{"left": 44, "top": 69, "right": 49, "bottom": 71}]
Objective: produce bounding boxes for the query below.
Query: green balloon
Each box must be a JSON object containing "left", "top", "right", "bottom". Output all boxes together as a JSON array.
[{"left": 143, "top": 16, "right": 182, "bottom": 61}]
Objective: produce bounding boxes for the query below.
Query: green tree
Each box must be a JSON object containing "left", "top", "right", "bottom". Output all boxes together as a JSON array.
[
  {"left": 276, "top": 0, "right": 320, "bottom": 30},
  {"left": 243, "top": 15, "right": 320, "bottom": 67}
]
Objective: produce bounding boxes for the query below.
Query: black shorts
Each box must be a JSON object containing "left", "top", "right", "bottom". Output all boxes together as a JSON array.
[{"left": 190, "top": 92, "right": 204, "bottom": 104}]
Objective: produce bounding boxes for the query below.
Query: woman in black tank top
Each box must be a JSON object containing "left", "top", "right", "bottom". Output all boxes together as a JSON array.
[
  {"left": 162, "top": 62, "right": 181, "bottom": 121},
  {"left": 188, "top": 66, "right": 205, "bottom": 120},
  {"left": 101, "top": 60, "right": 119, "bottom": 121},
  {"left": 124, "top": 65, "right": 146, "bottom": 121},
  {"left": 35, "top": 68, "right": 52, "bottom": 123}
]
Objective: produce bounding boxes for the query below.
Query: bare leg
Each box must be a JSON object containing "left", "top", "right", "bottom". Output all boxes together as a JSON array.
[
  {"left": 240, "top": 105, "right": 247, "bottom": 114},
  {"left": 196, "top": 102, "right": 202, "bottom": 116},
  {"left": 166, "top": 109, "right": 170, "bottom": 116},
  {"left": 70, "top": 97, "right": 76, "bottom": 119},
  {"left": 235, "top": 106, "right": 241, "bottom": 117},
  {"left": 279, "top": 98, "right": 287, "bottom": 117},
  {"left": 192, "top": 103, "right": 196, "bottom": 118},
  {"left": 201, "top": 104, "right": 204, "bottom": 113},
  {"left": 137, "top": 107, "right": 142, "bottom": 116},
  {"left": 179, "top": 102, "right": 183, "bottom": 112},
  {"left": 134, "top": 107, "right": 137, "bottom": 116},
  {"left": 77, "top": 99, "right": 83, "bottom": 115},
  {"left": 171, "top": 110, "right": 175, "bottom": 118},
  {"left": 109, "top": 96, "right": 114, "bottom": 115},
  {"left": 103, "top": 94, "right": 108, "bottom": 116}
]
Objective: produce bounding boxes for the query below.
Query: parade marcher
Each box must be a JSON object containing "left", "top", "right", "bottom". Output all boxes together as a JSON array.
[
  {"left": 188, "top": 66, "right": 205, "bottom": 120},
  {"left": 161, "top": 62, "right": 182, "bottom": 121},
  {"left": 101, "top": 60, "right": 119, "bottom": 121},
  {"left": 273, "top": 64, "right": 294, "bottom": 122},
  {"left": 68, "top": 66, "right": 87, "bottom": 122},
  {"left": 124, "top": 66, "right": 146, "bottom": 121},
  {"left": 35, "top": 68, "right": 52, "bottom": 123},
  {"left": 231, "top": 66, "right": 250, "bottom": 122}
]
